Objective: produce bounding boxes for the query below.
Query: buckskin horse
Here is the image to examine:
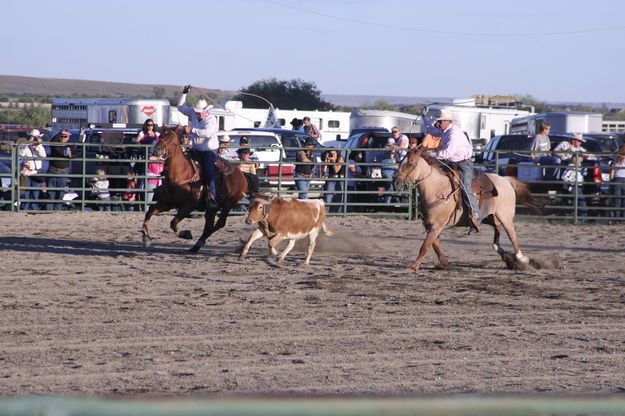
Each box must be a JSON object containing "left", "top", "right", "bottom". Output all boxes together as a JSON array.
[
  {"left": 394, "top": 149, "right": 543, "bottom": 271},
  {"left": 141, "top": 128, "right": 247, "bottom": 252}
]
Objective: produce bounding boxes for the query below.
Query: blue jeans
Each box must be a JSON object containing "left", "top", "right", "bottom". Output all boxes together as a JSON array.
[
  {"left": 567, "top": 186, "right": 587, "bottom": 217},
  {"left": 612, "top": 177, "right": 625, "bottom": 218},
  {"left": 380, "top": 169, "right": 395, "bottom": 204},
  {"left": 46, "top": 168, "right": 69, "bottom": 211},
  {"left": 450, "top": 160, "right": 480, "bottom": 219},
  {"left": 324, "top": 179, "right": 343, "bottom": 212},
  {"left": 195, "top": 150, "right": 216, "bottom": 197},
  {"left": 295, "top": 172, "right": 311, "bottom": 199},
  {"left": 23, "top": 178, "right": 45, "bottom": 210}
]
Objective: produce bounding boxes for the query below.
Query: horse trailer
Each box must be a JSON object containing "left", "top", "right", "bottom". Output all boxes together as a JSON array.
[{"left": 510, "top": 111, "right": 603, "bottom": 135}]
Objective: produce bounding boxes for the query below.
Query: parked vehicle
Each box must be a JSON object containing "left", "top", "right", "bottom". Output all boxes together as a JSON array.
[
  {"left": 340, "top": 130, "right": 397, "bottom": 207},
  {"left": 218, "top": 128, "right": 325, "bottom": 187},
  {"left": 583, "top": 132, "right": 624, "bottom": 153}
]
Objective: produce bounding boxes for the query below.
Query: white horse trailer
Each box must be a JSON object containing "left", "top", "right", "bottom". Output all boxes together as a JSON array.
[
  {"left": 223, "top": 101, "right": 351, "bottom": 146},
  {"left": 510, "top": 111, "right": 603, "bottom": 135}
]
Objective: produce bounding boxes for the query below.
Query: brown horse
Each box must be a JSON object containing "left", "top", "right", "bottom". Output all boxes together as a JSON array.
[
  {"left": 394, "top": 149, "right": 542, "bottom": 271},
  {"left": 141, "top": 128, "right": 248, "bottom": 252}
]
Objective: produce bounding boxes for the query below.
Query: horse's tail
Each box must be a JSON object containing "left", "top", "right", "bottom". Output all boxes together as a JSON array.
[{"left": 506, "top": 176, "right": 544, "bottom": 215}]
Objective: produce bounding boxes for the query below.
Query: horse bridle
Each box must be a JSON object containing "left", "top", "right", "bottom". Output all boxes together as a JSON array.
[{"left": 395, "top": 148, "right": 434, "bottom": 186}]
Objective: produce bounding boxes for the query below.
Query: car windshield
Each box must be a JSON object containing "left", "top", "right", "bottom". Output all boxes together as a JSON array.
[
  {"left": 497, "top": 135, "right": 534, "bottom": 151},
  {"left": 232, "top": 135, "right": 279, "bottom": 148}
]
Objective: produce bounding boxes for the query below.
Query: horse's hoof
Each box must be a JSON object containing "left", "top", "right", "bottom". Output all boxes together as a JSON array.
[
  {"left": 409, "top": 264, "right": 421, "bottom": 271},
  {"left": 142, "top": 235, "right": 152, "bottom": 248},
  {"left": 179, "top": 230, "right": 193, "bottom": 240},
  {"left": 188, "top": 246, "right": 200, "bottom": 253}
]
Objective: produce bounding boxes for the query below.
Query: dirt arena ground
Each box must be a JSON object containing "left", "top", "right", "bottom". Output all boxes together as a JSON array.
[{"left": 0, "top": 212, "right": 624, "bottom": 398}]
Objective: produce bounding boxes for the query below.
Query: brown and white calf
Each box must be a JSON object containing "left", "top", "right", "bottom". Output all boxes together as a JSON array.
[{"left": 240, "top": 194, "right": 332, "bottom": 265}]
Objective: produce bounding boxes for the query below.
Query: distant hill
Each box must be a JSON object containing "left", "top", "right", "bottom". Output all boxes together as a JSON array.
[
  {"left": 0, "top": 74, "right": 236, "bottom": 103},
  {"left": 2, "top": 74, "right": 623, "bottom": 110}
]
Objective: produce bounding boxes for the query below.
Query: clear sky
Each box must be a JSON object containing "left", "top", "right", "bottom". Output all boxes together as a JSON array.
[{"left": 4, "top": 0, "right": 625, "bottom": 103}]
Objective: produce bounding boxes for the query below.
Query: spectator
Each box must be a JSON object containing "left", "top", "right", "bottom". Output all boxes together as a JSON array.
[
  {"left": 380, "top": 150, "right": 398, "bottom": 204},
  {"left": 136, "top": 119, "right": 160, "bottom": 146},
  {"left": 177, "top": 84, "right": 219, "bottom": 209},
  {"left": 217, "top": 134, "right": 238, "bottom": 160},
  {"left": 422, "top": 109, "right": 481, "bottom": 233},
  {"left": 347, "top": 151, "right": 365, "bottom": 212},
  {"left": 421, "top": 131, "right": 442, "bottom": 151},
  {"left": 0, "top": 143, "right": 11, "bottom": 210},
  {"left": 531, "top": 121, "right": 551, "bottom": 160},
  {"left": 235, "top": 147, "right": 259, "bottom": 174},
  {"left": 321, "top": 149, "right": 345, "bottom": 212},
  {"left": 179, "top": 131, "right": 191, "bottom": 153},
  {"left": 610, "top": 144, "right": 625, "bottom": 220},
  {"left": 295, "top": 137, "right": 316, "bottom": 199},
  {"left": 561, "top": 156, "right": 587, "bottom": 218},
  {"left": 19, "top": 129, "right": 47, "bottom": 210},
  {"left": 303, "top": 117, "right": 321, "bottom": 140},
  {"left": 408, "top": 136, "right": 419, "bottom": 151},
  {"left": 46, "top": 129, "right": 72, "bottom": 210},
  {"left": 145, "top": 154, "right": 165, "bottom": 204},
  {"left": 552, "top": 133, "right": 587, "bottom": 165},
  {"left": 89, "top": 168, "right": 112, "bottom": 211},
  {"left": 290, "top": 118, "right": 304, "bottom": 132},
  {"left": 121, "top": 170, "right": 138, "bottom": 211},
  {"left": 387, "top": 126, "right": 409, "bottom": 159}
]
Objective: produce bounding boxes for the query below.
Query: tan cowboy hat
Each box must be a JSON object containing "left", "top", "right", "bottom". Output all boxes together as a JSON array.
[
  {"left": 572, "top": 132, "right": 586, "bottom": 143},
  {"left": 435, "top": 110, "right": 454, "bottom": 122},
  {"left": 193, "top": 99, "right": 213, "bottom": 113}
]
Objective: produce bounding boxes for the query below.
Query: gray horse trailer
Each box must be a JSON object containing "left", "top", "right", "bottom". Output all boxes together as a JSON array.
[
  {"left": 51, "top": 98, "right": 172, "bottom": 133},
  {"left": 349, "top": 109, "right": 423, "bottom": 137}
]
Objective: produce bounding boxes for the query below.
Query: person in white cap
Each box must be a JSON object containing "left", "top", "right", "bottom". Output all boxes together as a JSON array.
[
  {"left": 177, "top": 84, "right": 219, "bottom": 208},
  {"left": 19, "top": 129, "right": 48, "bottom": 210},
  {"left": 421, "top": 107, "right": 481, "bottom": 233},
  {"left": 217, "top": 134, "right": 238, "bottom": 160}
]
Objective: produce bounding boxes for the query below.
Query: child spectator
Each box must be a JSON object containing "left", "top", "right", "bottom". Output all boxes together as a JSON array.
[
  {"left": 90, "top": 168, "right": 112, "bottom": 211},
  {"left": 121, "top": 170, "right": 138, "bottom": 211}
]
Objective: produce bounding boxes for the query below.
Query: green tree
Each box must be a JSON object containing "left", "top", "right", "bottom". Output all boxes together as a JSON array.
[
  {"left": 518, "top": 95, "right": 549, "bottom": 113},
  {"left": 234, "top": 78, "right": 335, "bottom": 111},
  {"left": 0, "top": 105, "right": 50, "bottom": 126},
  {"left": 153, "top": 87, "right": 166, "bottom": 99}
]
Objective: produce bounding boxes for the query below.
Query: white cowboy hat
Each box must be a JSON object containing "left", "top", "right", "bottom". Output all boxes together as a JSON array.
[
  {"left": 435, "top": 110, "right": 454, "bottom": 122},
  {"left": 219, "top": 134, "right": 231, "bottom": 143},
  {"left": 572, "top": 133, "right": 586, "bottom": 143},
  {"left": 29, "top": 129, "right": 44, "bottom": 137},
  {"left": 193, "top": 99, "right": 213, "bottom": 113}
]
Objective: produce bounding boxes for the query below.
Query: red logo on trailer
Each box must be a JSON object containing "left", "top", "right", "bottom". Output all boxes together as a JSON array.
[{"left": 142, "top": 106, "right": 156, "bottom": 117}]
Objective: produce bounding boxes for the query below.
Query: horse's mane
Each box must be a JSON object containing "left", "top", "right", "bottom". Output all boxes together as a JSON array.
[{"left": 408, "top": 148, "right": 442, "bottom": 169}]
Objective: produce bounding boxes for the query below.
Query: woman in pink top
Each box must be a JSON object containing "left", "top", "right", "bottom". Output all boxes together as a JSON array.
[{"left": 145, "top": 155, "right": 164, "bottom": 204}]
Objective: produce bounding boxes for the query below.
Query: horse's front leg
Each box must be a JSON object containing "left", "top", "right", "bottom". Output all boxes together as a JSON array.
[
  {"left": 142, "top": 204, "right": 163, "bottom": 248},
  {"left": 170, "top": 205, "right": 196, "bottom": 240},
  {"left": 410, "top": 225, "right": 443, "bottom": 271},
  {"left": 431, "top": 237, "right": 450, "bottom": 269},
  {"left": 188, "top": 208, "right": 217, "bottom": 253}
]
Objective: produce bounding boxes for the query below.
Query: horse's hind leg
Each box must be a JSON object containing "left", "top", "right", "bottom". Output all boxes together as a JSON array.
[{"left": 497, "top": 214, "right": 529, "bottom": 263}]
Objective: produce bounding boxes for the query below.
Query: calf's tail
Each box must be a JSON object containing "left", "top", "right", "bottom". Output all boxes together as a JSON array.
[{"left": 322, "top": 222, "right": 333, "bottom": 237}]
